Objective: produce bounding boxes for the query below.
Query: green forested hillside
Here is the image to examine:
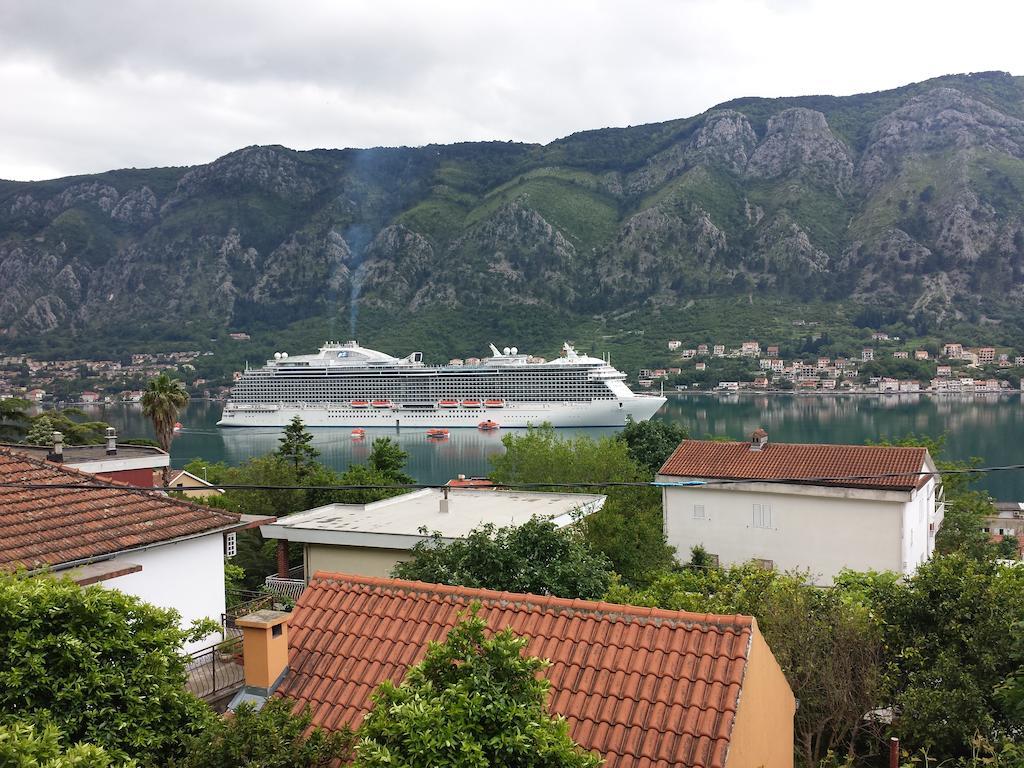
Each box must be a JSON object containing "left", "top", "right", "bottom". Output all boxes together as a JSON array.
[{"left": 3, "top": 71, "right": 1024, "bottom": 364}]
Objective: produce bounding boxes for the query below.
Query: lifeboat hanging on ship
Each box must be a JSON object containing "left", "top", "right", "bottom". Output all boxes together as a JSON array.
[
  {"left": 438, "top": 400, "right": 459, "bottom": 408},
  {"left": 477, "top": 419, "right": 500, "bottom": 431},
  {"left": 351, "top": 400, "right": 369, "bottom": 408},
  {"left": 371, "top": 399, "right": 392, "bottom": 408},
  {"left": 484, "top": 399, "right": 504, "bottom": 408},
  {"left": 462, "top": 399, "right": 482, "bottom": 408}
]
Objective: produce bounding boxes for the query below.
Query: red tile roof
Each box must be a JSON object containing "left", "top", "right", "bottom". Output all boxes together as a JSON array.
[
  {"left": 0, "top": 448, "right": 241, "bottom": 571},
  {"left": 279, "top": 572, "right": 757, "bottom": 768},
  {"left": 658, "top": 439, "right": 930, "bottom": 491}
]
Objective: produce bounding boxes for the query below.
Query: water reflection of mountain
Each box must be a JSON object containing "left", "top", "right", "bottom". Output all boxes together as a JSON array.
[{"left": 75, "top": 395, "right": 1024, "bottom": 500}]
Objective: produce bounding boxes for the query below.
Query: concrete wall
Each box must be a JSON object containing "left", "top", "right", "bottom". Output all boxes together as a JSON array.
[
  {"left": 727, "top": 625, "right": 795, "bottom": 768},
  {"left": 660, "top": 480, "right": 917, "bottom": 584},
  {"left": 306, "top": 543, "right": 413, "bottom": 580},
  {"left": 104, "top": 533, "right": 226, "bottom": 654}
]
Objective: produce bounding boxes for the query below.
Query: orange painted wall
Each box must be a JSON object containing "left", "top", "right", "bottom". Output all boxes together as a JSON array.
[{"left": 726, "top": 622, "right": 795, "bottom": 768}]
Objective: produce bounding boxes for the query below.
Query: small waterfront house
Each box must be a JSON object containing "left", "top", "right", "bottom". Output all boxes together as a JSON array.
[
  {"left": 259, "top": 488, "right": 606, "bottom": 580},
  {"left": 230, "top": 572, "right": 796, "bottom": 768},
  {"left": 3, "top": 428, "right": 168, "bottom": 487},
  {"left": 657, "top": 431, "right": 943, "bottom": 584},
  {"left": 0, "top": 448, "right": 271, "bottom": 653}
]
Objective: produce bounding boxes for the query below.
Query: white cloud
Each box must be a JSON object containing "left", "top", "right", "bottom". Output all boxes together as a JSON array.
[{"left": 0, "top": 0, "right": 1021, "bottom": 180}]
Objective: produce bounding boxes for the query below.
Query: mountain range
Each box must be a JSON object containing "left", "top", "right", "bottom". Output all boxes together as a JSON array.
[{"left": 4, "top": 71, "right": 1024, "bottom": 359}]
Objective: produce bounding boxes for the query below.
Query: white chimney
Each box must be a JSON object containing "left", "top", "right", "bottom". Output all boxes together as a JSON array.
[
  {"left": 48, "top": 431, "right": 64, "bottom": 463},
  {"left": 105, "top": 427, "right": 117, "bottom": 456},
  {"left": 439, "top": 487, "right": 451, "bottom": 514}
]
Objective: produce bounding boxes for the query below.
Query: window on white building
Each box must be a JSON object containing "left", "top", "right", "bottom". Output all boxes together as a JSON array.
[
  {"left": 752, "top": 503, "right": 773, "bottom": 529},
  {"left": 693, "top": 504, "right": 705, "bottom": 520},
  {"left": 225, "top": 532, "right": 237, "bottom": 558}
]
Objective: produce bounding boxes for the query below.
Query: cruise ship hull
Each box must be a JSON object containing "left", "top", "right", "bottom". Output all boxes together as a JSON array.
[{"left": 217, "top": 396, "right": 666, "bottom": 428}]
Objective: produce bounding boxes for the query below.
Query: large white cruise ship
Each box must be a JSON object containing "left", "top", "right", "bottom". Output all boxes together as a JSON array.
[{"left": 217, "top": 341, "right": 665, "bottom": 428}]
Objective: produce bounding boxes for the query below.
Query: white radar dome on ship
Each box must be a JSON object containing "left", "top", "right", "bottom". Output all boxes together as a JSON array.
[
  {"left": 503, "top": 347, "right": 511, "bottom": 355},
  {"left": 511, "top": 347, "right": 518, "bottom": 355},
  {"left": 274, "top": 352, "right": 282, "bottom": 360},
  {"left": 281, "top": 352, "right": 288, "bottom": 359}
]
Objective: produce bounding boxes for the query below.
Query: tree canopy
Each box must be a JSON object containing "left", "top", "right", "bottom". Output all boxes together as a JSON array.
[
  {"left": 141, "top": 372, "right": 189, "bottom": 484},
  {"left": 353, "top": 611, "right": 602, "bottom": 768},
  {"left": 489, "top": 425, "right": 675, "bottom": 585},
  {"left": 393, "top": 517, "right": 614, "bottom": 600},
  {"left": 0, "top": 573, "right": 213, "bottom": 765},
  {"left": 616, "top": 418, "right": 687, "bottom": 476},
  {"left": 276, "top": 416, "right": 321, "bottom": 475}
]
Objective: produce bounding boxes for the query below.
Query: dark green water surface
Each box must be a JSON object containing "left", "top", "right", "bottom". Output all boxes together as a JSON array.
[{"left": 85, "top": 393, "right": 1024, "bottom": 500}]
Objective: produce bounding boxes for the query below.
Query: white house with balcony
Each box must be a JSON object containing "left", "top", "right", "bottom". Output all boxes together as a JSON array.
[{"left": 656, "top": 431, "right": 943, "bottom": 585}]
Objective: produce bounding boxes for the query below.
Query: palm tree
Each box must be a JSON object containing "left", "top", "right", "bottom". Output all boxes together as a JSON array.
[
  {"left": 0, "top": 397, "right": 30, "bottom": 442},
  {"left": 141, "top": 373, "right": 189, "bottom": 485}
]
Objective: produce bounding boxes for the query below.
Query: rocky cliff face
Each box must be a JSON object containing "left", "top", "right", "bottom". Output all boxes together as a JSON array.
[{"left": 3, "top": 72, "right": 1024, "bottom": 346}]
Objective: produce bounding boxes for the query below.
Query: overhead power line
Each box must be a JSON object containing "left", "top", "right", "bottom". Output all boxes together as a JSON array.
[{"left": 3, "top": 463, "right": 1024, "bottom": 493}]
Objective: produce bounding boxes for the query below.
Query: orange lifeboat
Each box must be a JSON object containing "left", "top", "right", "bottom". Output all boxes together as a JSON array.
[
  {"left": 426, "top": 428, "right": 449, "bottom": 440},
  {"left": 477, "top": 420, "right": 500, "bottom": 431},
  {"left": 462, "top": 399, "right": 482, "bottom": 408},
  {"left": 438, "top": 400, "right": 459, "bottom": 408},
  {"left": 484, "top": 399, "right": 504, "bottom": 408},
  {"left": 351, "top": 400, "right": 369, "bottom": 408},
  {"left": 371, "top": 400, "right": 392, "bottom": 408},
  {"left": 351, "top": 428, "right": 366, "bottom": 440}
]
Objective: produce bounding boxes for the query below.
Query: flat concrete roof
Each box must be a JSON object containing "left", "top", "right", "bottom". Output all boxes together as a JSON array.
[
  {"left": 3, "top": 443, "right": 168, "bottom": 465},
  {"left": 259, "top": 488, "right": 606, "bottom": 550}
]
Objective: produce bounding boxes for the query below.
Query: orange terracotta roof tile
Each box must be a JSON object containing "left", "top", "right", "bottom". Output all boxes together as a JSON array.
[
  {"left": 658, "top": 439, "right": 930, "bottom": 491},
  {"left": 0, "top": 448, "right": 241, "bottom": 570},
  {"left": 277, "top": 572, "right": 757, "bottom": 768}
]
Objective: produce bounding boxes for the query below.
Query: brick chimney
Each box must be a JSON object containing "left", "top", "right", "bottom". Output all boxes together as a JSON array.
[
  {"left": 47, "top": 431, "right": 64, "bottom": 463},
  {"left": 235, "top": 610, "right": 290, "bottom": 696},
  {"left": 105, "top": 427, "right": 117, "bottom": 456}
]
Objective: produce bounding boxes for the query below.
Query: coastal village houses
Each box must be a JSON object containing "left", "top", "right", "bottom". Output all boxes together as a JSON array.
[
  {"left": 656, "top": 431, "right": 943, "bottom": 585},
  {"left": 229, "top": 573, "right": 796, "bottom": 768},
  {"left": 0, "top": 448, "right": 271, "bottom": 653}
]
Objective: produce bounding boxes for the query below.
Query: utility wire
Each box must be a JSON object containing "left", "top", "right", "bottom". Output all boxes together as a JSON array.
[{"left": 3, "top": 463, "right": 1024, "bottom": 493}]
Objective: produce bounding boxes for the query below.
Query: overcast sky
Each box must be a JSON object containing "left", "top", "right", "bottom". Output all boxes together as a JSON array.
[{"left": 2, "top": 0, "right": 1022, "bottom": 181}]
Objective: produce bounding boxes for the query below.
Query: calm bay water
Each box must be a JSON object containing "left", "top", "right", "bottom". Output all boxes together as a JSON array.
[{"left": 85, "top": 393, "right": 1024, "bottom": 500}]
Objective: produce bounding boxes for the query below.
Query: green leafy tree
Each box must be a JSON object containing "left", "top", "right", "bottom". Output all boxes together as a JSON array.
[
  {"left": 0, "top": 573, "right": 214, "bottom": 764},
  {"left": 25, "top": 409, "right": 111, "bottom": 446},
  {"left": 996, "top": 621, "right": 1024, "bottom": 722},
  {"left": 0, "top": 397, "right": 30, "bottom": 442},
  {"left": 0, "top": 720, "right": 118, "bottom": 768},
  {"left": 171, "top": 698, "right": 353, "bottom": 768},
  {"left": 616, "top": 418, "right": 687, "bottom": 476},
  {"left": 393, "top": 517, "right": 614, "bottom": 600},
  {"left": 353, "top": 611, "right": 602, "bottom": 768},
  {"left": 995, "top": 533, "right": 1020, "bottom": 561},
  {"left": 141, "top": 373, "right": 189, "bottom": 485},
  {"left": 276, "top": 416, "right": 320, "bottom": 475},
  {"left": 875, "top": 554, "right": 1024, "bottom": 756},
  {"left": 367, "top": 437, "right": 413, "bottom": 484},
  {"left": 491, "top": 425, "right": 675, "bottom": 585}
]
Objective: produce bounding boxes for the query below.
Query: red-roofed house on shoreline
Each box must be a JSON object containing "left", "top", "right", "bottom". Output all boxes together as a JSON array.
[
  {"left": 657, "top": 431, "right": 943, "bottom": 584},
  {"left": 0, "top": 448, "right": 272, "bottom": 653},
  {"left": 230, "top": 572, "right": 795, "bottom": 768}
]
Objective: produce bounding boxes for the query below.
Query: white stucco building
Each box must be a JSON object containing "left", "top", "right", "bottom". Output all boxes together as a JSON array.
[
  {"left": 260, "top": 487, "right": 607, "bottom": 580},
  {"left": 0, "top": 447, "right": 269, "bottom": 654},
  {"left": 656, "top": 431, "right": 943, "bottom": 584}
]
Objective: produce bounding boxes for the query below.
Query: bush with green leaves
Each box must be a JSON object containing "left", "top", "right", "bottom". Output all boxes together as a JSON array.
[
  {"left": 0, "top": 572, "right": 213, "bottom": 765},
  {"left": 171, "top": 698, "right": 353, "bottom": 768},
  {"left": 393, "top": 516, "right": 614, "bottom": 599},
  {"left": 616, "top": 417, "right": 687, "bottom": 477},
  {"left": 489, "top": 425, "right": 675, "bottom": 584},
  {"left": 353, "top": 611, "right": 602, "bottom": 768},
  {"left": 0, "top": 720, "right": 118, "bottom": 768}
]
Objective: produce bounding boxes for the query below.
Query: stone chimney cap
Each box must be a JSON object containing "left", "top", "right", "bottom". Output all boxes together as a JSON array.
[
  {"left": 236, "top": 609, "right": 289, "bottom": 629},
  {"left": 750, "top": 428, "right": 768, "bottom": 451}
]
